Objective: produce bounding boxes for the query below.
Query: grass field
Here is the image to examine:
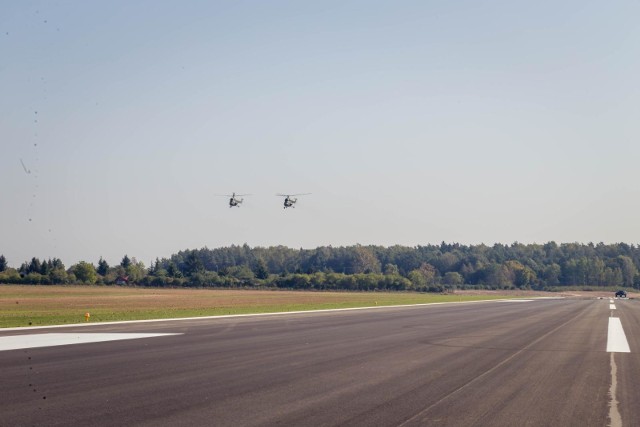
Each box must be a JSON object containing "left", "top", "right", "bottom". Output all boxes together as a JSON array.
[{"left": 0, "top": 285, "right": 519, "bottom": 328}]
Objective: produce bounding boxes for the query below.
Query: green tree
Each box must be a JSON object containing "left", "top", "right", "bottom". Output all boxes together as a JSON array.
[
  {"left": 436, "top": 252, "right": 459, "bottom": 273},
  {"left": 443, "top": 272, "right": 464, "bottom": 286},
  {"left": 167, "top": 261, "right": 181, "bottom": 278},
  {"left": 418, "top": 263, "right": 438, "bottom": 285},
  {"left": 97, "top": 257, "right": 109, "bottom": 276},
  {"left": 121, "top": 255, "right": 131, "bottom": 269},
  {"left": 384, "top": 263, "right": 399, "bottom": 276},
  {"left": 0, "top": 255, "right": 7, "bottom": 272},
  {"left": 503, "top": 260, "right": 537, "bottom": 288},
  {"left": 126, "top": 259, "right": 147, "bottom": 283},
  {"left": 0, "top": 268, "right": 21, "bottom": 283},
  {"left": 604, "top": 267, "right": 623, "bottom": 287},
  {"left": 183, "top": 251, "right": 204, "bottom": 276},
  {"left": 72, "top": 261, "right": 97, "bottom": 284},
  {"left": 40, "top": 259, "right": 51, "bottom": 276},
  {"left": 310, "top": 272, "right": 327, "bottom": 289},
  {"left": 542, "top": 263, "right": 561, "bottom": 286},
  {"left": 350, "top": 246, "right": 381, "bottom": 274},
  {"left": 617, "top": 256, "right": 637, "bottom": 288},
  {"left": 408, "top": 270, "right": 426, "bottom": 288},
  {"left": 228, "top": 265, "right": 255, "bottom": 281},
  {"left": 28, "top": 257, "right": 42, "bottom": 274},
  {"left": 49, "top": 268, "right": 69, "bottom": 284},
  {"left": 150, "top": 258, "right": 167, "bottom": 276},
  {"left": 104, "top": 265, "right": 126, "bottom": 284},
  {"left": 254, "top": 258, "right": 269, "bottom": 280},
  {"left": 482, "top": 263, "right": 511, "bottom": 287},
  {"left": 515, "top": 267, "right": 536, "bottom": 288},
  {"left": 24, "top": 272, "right": 44, "bottom": 284}
]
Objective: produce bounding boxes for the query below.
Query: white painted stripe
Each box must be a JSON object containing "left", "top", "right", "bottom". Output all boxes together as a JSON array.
[
  {"left": 0, "top": 297, "right": 551, "bottom": 332},
  {"left": 607, "top": 318, "right": 630, "bottom": 353},
  {"left": 609, "top": 353, "right": 623, "bottom": 427},
  {"left": 0, "top": 333, "right": 181, "bottom": 352},
  {"left": 503, "top": 299, "right": 534, "bottom": 302},
  {"left": 610, "top": 304, "right": 617, "bottom": 310}
]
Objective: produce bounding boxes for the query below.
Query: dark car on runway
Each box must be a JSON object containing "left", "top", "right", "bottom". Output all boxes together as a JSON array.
[{"left": 615, "top": 290, "right": 627, "bottom": 298}]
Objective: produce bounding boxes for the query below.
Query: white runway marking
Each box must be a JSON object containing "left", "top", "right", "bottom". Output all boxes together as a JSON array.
[
  {"left": 609, "top": 353, "right": 622, "bottom": 427},
  {"left": 503, "top": 299, "right": 534, "bottom": 302},
  {"left": 0, "top": 333, "right": 181, "bottom": 352},
  {"left": 610, "top": 304, "right": 616, "bottom": 310},
  {"left": 607, "top": 318, "right": 630, "bottom": 353}
]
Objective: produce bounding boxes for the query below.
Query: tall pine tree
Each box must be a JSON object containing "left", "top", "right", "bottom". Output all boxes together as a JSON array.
[
  {"left": 97, "top": 257, "right": 109, "bottom": 276},
  {"left": 120, "top": 255, "right": 131, "bottom": 269}
]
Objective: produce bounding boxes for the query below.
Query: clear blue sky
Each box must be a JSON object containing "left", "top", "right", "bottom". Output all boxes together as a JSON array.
[{"left": 2, "top": 1, "right": 639, "bottom": 267}]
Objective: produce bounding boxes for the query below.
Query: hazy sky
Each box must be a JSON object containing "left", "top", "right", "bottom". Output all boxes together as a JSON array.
[{"left": 2, "top": 1, "right": 639, "bottom": 267}]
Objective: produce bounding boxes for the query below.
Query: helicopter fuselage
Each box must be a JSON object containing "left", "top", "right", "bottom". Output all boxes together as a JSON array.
[{"left": 283, "top": 197, "right": 297, "bottom": 208}]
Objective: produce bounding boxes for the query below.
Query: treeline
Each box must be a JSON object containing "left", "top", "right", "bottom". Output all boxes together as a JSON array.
[{"left": 1, "top": 242, "right": 639, "bottom": 291}]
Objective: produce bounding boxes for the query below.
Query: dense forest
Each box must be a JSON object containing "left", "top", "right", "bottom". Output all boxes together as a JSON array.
[{"left": 1, "top": 242, "right": 639, "bottom": 291}]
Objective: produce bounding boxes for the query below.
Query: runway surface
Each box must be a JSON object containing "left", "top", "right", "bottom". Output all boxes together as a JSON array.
[{"left": 1, "top": 297, "right": 638, "bottom": 426}]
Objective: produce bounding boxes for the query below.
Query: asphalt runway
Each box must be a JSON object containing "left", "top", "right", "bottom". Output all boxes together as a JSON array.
[{"left": 1, "top": 297, "right": 637, "bottom": 426}]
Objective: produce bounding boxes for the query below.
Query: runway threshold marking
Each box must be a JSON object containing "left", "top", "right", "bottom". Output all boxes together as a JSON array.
[
  {"left": 0, "top": 333, "right": 182, "bottom": 352},
  {"left": 607, "top": 318, "right": 630, "bottom": 353}
]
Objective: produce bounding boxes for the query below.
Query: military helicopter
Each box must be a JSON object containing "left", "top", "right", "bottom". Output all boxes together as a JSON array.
[
  {"left": 216, "top": 193, "right": 250, "bottom": 208},
  {"left": 277, "top": 193, "right": 311, "bottom": 209}
]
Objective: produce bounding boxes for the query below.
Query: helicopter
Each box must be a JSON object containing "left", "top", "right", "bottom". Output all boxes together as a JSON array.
[
  {"left": 277, "top": 193, "right": 311, "bottom": 209},
  {"left": 216, "top": 193, "right": 250, "bottom": 208}
]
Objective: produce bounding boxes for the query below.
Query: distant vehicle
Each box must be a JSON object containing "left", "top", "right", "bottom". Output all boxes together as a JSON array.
[
  {"left": 277, "top": 193, "right": 311, "bottom": 209},
  {"left": 615, "top": 290, "right": 627, "bottom": 298},
  {"left": 216, "top": 193, "right": 250, "bottom": 208}
]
